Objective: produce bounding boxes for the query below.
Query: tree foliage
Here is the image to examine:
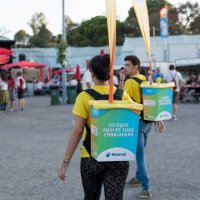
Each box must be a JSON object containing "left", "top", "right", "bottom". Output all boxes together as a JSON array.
[
  {"left": 67, "top": 16, "right": 124, "bottom": 47},
  {"left": 14, "top": 30, "right": 29, "bottom": 47},
  {"left": 177, "top": 1, "right": 200, "bottom": 34},
  {"left": 56, "top": 41, "right": 66, "bottom": 65},
  {"left": 28, "top": 12, "right": 54, "bottom": 47},
  {"left": 12, "top": 1, "right": 200, "bottom": 48}
]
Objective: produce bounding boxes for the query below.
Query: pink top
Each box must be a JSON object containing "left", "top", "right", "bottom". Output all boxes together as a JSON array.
[{"left": 8, "top": 78, "right": 15, "bottom": 89}]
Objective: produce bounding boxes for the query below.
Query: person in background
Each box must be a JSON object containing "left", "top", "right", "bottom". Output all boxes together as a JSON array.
[
  {"left": 163, "top": 64, "right": 182, "bottom": 120},
  {"left": 0, "top": 73, "right": 9, "bottom": 113},
  {"left": 82, "top": 61, "right": 94, "bottom": 90},
  {"left": 34, "top": 80, "right": 44, "bottom": 96},
  {"left": 7, "top": 72, "right": 15, "bottom": 111},
  {"left": 186, "top": 72, "right": 199, "bottom": 86},
  {"left": 59, "top": 54, "right": 134, "bottom": 200},
  {"left": 140, "top": 68, "right": 148, "bottom": 80},
  {"left": 119, "top": 55, "right": 153, "bottom": 199},
  {"left": 113, "top": 70, "right": 119, "bottom": 87},
  {"left": 16, "top": 72, "right": 26, "bottom": 111},
  {"left": 32, "top": 76, "right": 37, "bottom": 96},
  {"left": 153, "top": 67, "right": 164, "bottom": 83}
]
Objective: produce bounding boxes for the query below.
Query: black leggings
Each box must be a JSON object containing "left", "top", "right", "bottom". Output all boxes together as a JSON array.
[{"left": 80, "top": 157, "right": 129, "bottom": 200}]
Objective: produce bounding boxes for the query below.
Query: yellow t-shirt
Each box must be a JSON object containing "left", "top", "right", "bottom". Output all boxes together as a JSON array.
[
  {"left": 124, "top": 74, "right": 146, "bottom": 103},
  {"left": 72, "top": 85, "right": 134, "bottom": 158}
]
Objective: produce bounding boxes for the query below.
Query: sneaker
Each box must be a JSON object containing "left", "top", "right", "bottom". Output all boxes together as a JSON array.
[
  {"left": 9, "top": 108, "right": 13, "bottom": 112},
  {"left": 126, "top": 177, "right": 141, "bottom": 187},
  {"left": 137, "top": 190, "right": 152, "bottom": 199},
  {"left": 172, "top": 115, "right": 177, "bottom": 120}
]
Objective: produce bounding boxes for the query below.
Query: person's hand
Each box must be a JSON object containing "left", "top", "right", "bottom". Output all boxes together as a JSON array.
[
  {"left": 119, "top": 69, "right": 126, "bottom": 82},
  {"left": 59, "top": 162, "right": 69, "bottom": 181}
]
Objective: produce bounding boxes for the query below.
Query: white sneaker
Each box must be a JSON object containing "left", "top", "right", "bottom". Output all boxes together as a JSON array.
[
  {"left": 137, "top": 190, "right": 152, "bottom": 199},
  {"left": 172, "top": 115, "right": 177, "bottom": 120}
]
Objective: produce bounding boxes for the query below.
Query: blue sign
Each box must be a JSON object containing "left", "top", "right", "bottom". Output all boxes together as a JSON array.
[{"left": 160, "top": 17, "right": 168, "bottom": 38}]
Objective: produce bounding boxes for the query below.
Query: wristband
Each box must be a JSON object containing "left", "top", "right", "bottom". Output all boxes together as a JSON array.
[{"left": 63, "top": 156, "right": 70, "bottom": 163}]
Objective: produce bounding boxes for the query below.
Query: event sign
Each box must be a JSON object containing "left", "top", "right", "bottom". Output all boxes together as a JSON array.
[
  {"left": 141, "top": 82, "right": 174, "bottom": 121},
  {"left": 89, "top": 100, "right": 142, "bottom": 162}
]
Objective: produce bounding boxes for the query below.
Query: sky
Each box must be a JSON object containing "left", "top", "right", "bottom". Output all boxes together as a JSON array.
[{"left": 0, "top": 0, "right": 198, "bottom": 39}]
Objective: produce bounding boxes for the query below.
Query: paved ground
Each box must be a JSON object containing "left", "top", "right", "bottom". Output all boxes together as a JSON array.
[{"left": 0, "top": 96, "right": 200, "bottom": 200}]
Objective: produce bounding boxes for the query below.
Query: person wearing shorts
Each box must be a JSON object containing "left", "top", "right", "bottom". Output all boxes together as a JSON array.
[{"left": 163, "top": 64, "right": 183, "bottom": 120}]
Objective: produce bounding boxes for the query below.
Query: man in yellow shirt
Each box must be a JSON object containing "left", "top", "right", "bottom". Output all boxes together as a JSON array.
[{"left": 119, "top": 55, "right": 153, "bottom": 199}]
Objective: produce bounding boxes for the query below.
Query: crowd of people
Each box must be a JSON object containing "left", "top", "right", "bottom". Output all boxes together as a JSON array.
[{"left": 0, "top": 71, "right": 26, "bottom": 113}]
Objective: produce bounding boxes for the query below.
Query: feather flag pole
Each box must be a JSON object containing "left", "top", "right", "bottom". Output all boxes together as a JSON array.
[
  {"left": 106, "top": 0, "right": 116, "bottom": 103},
  {"left": 133, "top": 0, "right": 153, "bottom": 84}
]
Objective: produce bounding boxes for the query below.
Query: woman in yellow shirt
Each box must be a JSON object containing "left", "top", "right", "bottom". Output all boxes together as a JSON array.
[{"left": 59, "top": 54, "right": 134, "bottom": 200}]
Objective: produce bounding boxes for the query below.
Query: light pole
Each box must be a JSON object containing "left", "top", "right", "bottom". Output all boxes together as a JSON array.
[{"left": 61, "top": 0, "right": 67, "bottom": 104}]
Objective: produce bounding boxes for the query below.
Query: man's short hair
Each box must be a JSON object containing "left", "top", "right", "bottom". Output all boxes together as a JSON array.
[
  {"left": 124, "top": 55, "right": 140, "bottom": 70},
  {"left": 169, "top": 64, "right": 175, "bottom": 70}
]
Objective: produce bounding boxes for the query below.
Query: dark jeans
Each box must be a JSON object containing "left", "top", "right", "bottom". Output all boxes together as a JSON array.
[{"left": 0, "top": 103, "right": 7, "bottom": 111}]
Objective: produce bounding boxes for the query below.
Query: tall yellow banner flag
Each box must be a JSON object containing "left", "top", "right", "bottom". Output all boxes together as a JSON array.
[
  {"left": 106, "top": 0, "right": 116, "bottom": 103},
  {"left": 133, "top": 0, "right": 152, "bottom": 82}
]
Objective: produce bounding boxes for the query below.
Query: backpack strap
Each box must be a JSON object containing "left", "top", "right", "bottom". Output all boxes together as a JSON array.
[
  {"left": 131, "top": 77, "right": 144, "bottom": 84},
  {"left": 169, "top": 71, "right": 177, "bottom": 80},
  {"left": 85, "top": 88, "right": 124, "bottom": 100},
  {"left": 129, "top": 77, "right": 152, "bottom": 123},
  {"left": 129, "top": 77, "right": 144, "bottom": 103},
  {"left": 84, "top": 89, "right": 103, "bottom": 99},
  {"left": 83, "top": 88, "right": 124, "bottom": 155}
]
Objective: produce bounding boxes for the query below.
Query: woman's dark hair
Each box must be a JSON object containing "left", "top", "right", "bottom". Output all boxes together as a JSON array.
[
  {"left": 89, "top": 54, "right": 110, "bottom": 81},
  {"left": 7, "top": 71, "right": 12, "bottom": 79},
  {"left": 1, "top": 72, "right": 7, "bottom": 82},
  {"left": 124, "top": 55, "right": 140, "bottom": 70},
  {"left": 17, "top": 72, "right": 22, "bottom": 76}
]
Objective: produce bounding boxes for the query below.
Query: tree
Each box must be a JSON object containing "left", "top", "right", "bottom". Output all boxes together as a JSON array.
[
  {"left": 124, "top": 0, "right": 168, "bottom": 37},
  {"left": 67, "top": 16, "right": 124, "bottom": 47},
  {"left": 28, "top": 12, "right": 54, "bottom": 47},
  {"left": 14, "top": 30, "right": 30, "bottom": 47},
  {"left": 65, "top": 16, "right": 78, "bottom": 32},
  {"left": 177, "top": 1, "right": 200, "bottom": 34},
  {"left": 28, "top": 12, "right": 46, "bottom": 35},
  {"left": 56, "top": 41, "right": 66, "bottom": 65},
  {"left": 189, "top": 15, "right": 200, "bottom": 34}
]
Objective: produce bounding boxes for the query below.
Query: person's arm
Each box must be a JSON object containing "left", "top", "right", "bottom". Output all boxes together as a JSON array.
[
  {"left": 119, "top": 69, "right": 126, "bottom": 89},
  {"left": 59, "top": 115, "right": 86, "bottom": 181},
  {"left": 179, "top": 79, "right": 183, "bottom": 90}
]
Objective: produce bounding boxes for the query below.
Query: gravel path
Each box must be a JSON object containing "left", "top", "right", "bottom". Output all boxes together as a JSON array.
[{"left": 0, "top": 96, "right": 199, "bottom": 200}]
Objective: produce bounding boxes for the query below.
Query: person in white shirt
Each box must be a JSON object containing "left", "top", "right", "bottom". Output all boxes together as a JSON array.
[
  {"left": 163, "top": 64, "right": 183, "bottom": 120},
  {"left": 34, "top": 81, "right": 44, "bottom": 95},
  {"left": 16, "top": 72, "right": 26, "bottom": 111},
  {"left": 82, "top": 69, "right": 94, "bottom": 90}
]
